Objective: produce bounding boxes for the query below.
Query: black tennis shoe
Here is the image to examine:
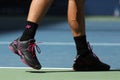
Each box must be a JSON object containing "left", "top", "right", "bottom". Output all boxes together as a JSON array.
[
  {"left": 73, "top": 43, "right": 110, "bottom": 71},
  {"left": 9, "top": 38, "right": 41, "bottom": 70}
]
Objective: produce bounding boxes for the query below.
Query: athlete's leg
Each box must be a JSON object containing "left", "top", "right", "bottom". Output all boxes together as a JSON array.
[
  {"left": 68, "top": 0, "right": 87, "bottom": 56},
  {"left": 20, "top": 0, "right": 53, "bottom": 41},
  {"left": 9, "top": 0, "right": 54, "bottom": 70},
  {"left": 68, "top": 0, "right": 85, "bottom": 37},
  {"left": 68, "top": 0, "right": 110, "bottom": 71},
  {"left": 27, "top": 0, "right": 53, "bottom": 23}
]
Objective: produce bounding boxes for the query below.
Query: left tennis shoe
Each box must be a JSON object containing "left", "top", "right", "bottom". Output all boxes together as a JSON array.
[{"left": 9, "top": 38, "right": 41, "bottom": 70}]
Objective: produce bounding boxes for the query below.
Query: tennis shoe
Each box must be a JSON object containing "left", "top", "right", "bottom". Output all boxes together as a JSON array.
[
  {"left": 9, "top": 38, "right": 41, "bottom": 70},
  {"left": 73, "top": 43, "right": 110, "bottom": 71}
]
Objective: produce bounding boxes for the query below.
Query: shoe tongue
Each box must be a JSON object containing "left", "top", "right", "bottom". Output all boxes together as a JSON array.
[
  {"left": 19, "top": 39, "right": 35, "bottom": 46},
  {"left": 29, "top": 39, "right": 35, "bottom": 43},
  {"left": 19, "top": 39, "right": 35, "bottom": 48}
]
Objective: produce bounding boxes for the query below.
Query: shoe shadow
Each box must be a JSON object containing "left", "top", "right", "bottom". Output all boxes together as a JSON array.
[
  {"left": 26, "top": 69, "right": 120, "bottom": 74},
  {"left": 26, "top": 70, "right": 74, "bottom": 73}
]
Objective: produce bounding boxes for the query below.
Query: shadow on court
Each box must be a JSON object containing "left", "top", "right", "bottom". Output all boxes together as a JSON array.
[
  {"left": 26, "top": 69, "right": 120, "bottom": 74},
  {"left": 26, "top": 70, "right": 74, "bottom": 73}
]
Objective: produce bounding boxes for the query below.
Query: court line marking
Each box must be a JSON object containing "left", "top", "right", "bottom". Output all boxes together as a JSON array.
[
  {"left": 0, "top": 67, "right": 72, "bottom": 70},
  {"left": 0, "top": 41, "right": 120, "bottom": 46},
  {"left": 0, "top": 67, "right": 116, "bottom": 70}
]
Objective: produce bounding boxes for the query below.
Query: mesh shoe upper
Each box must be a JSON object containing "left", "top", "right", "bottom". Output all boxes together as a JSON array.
[{"left": 9, "top": 38, "right": 41, "bottom": 70}]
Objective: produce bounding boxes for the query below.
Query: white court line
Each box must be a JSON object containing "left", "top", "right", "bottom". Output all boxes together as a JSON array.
[
  {"left": 0, "top": 67, "right": 116, "bottom": 70},
  {"left": 0, "top": 41, "right": 120, "bottom": 46},
  {"left": 0, "top": 67, "right": 72, "bottom": 70}
]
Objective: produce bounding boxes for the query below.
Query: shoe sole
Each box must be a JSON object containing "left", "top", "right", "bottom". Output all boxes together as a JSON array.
[{"left": 73, "top": 62, "right": 110, "bottom": 71}]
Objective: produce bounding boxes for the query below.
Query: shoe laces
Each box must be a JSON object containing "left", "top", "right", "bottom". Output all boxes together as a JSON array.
[
  {"left": 28, "top": 42, "right": 41, "bottom": 57},
  {"left": 87, "top": 42, "right": 99, "bottom": 60}
]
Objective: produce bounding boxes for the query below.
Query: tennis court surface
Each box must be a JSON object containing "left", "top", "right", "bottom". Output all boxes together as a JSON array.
[{"left": 0, "top": 67, "right": 120, "bottom": 80}]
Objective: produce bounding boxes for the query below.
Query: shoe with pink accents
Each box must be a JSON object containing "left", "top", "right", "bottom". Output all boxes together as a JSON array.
[{"left": 9, "top": 38, "right": 41, "bottom": 70}]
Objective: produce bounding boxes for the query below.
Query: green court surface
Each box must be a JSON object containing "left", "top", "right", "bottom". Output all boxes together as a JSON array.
[{"left": 0, "top": 68, "right": 120, "bottom": 80}]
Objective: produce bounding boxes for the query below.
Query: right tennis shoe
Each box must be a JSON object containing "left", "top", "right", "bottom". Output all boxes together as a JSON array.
[
  {"left": 9, "top": 38, "right": 41, "bottom": 70},
  {"left": 73, "top": 43, "right": 110, "bottom": 71}
]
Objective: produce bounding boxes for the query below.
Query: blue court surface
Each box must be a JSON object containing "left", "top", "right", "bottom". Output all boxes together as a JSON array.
[{"left": 0, "top": 16, "right": 120, "bottom": 70}]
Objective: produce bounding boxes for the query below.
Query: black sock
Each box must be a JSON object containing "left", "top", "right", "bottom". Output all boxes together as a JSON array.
[
  {"left": 74, "top": 35, "right": 89, "bottom": 56},
  {"left": 20, "top": 21, "right": 38, "bottom": 41}
]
